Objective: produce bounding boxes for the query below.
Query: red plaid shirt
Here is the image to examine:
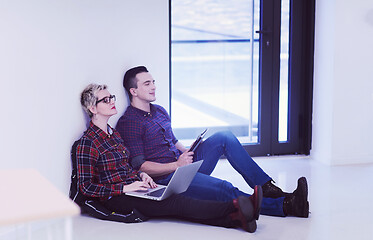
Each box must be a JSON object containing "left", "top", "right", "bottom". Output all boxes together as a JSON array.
[{"left": 76, "top": 122, "right": 141, "bottom": 200}]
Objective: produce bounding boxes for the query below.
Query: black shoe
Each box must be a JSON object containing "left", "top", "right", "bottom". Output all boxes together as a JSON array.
[
  {"left": 283, "top": 177, "right": 309, "bottom": 218},
  {"left": 262, "top": 180, "right": 286, "bottom": 198}
]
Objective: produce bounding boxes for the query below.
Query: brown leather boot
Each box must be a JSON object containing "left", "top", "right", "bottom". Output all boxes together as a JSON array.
[
  {"left": 230, "top": 185, "right": 263, "bottom": 233},
  {"left": 283, "top": 177, "right": 309, "bottom": 218},
  {"left": 262, "top": 180, "right": 286, "bottom": 198}
]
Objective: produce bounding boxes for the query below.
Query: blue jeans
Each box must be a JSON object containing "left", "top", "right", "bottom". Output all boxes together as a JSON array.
[{"left": 157, "top": 131, "right": 285, "bottom": 217}]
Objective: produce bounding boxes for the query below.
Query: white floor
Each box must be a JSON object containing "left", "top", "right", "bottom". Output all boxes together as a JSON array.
[{"left": 3, "top": 155, "right": 373, "bottom": 240}]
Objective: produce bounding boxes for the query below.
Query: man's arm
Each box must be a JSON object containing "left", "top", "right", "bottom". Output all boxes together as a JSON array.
[
  {"left": 139, "top": 161, "right": 178, "bottom": 177},
  {"left": 139, "top": 150, "right": 194, "bottom": 177},
  {"left": 175, "top": 141, "right": 188, "bottom": 153}
]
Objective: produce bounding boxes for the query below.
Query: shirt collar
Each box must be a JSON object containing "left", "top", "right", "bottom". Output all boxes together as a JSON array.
[
  {"left": 129, "top": 103, "right": 155, "bottom": 117},
  {"left": 89, "top": 121, "right": 113, "bottom": 139}
]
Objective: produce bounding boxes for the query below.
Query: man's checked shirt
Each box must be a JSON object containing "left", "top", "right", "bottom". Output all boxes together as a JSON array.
[
  {"left": 76, "top": 122, "right": 141, "bottom": 200},
  {"left": 116, "top": 104, "right": 182, "bottom": 179}
]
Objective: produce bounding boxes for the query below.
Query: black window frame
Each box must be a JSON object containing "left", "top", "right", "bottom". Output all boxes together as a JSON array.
[{"left": 168, "top": 0, "right": 315, "bottom": 156}]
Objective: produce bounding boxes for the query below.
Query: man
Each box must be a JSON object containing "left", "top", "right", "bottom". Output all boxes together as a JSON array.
[{"left": 116, "top": 66, "right": 309, "bottom": 217}]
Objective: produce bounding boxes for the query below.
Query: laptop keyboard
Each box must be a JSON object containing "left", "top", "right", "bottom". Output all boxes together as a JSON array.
[{"left": 146, "top": 187, "right": 166, "bottom": 197}]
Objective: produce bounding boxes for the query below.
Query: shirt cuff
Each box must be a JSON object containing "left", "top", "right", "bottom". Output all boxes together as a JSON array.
[
  {"left": 114, "top": 183, "right": 125, "bottom": 195},
  {"left": 131, "top": 155, "right": 146, "bottom": 170}
]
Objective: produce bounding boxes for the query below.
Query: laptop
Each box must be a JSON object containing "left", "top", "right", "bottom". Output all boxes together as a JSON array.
[
  {"left": 125, "top": 160, "right": 203, "bottom": 201},
  {"left": 188, "top": 129, "right": 208, "bottom": 152}
]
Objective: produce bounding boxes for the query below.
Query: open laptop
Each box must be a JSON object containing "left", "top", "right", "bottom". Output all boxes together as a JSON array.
[
  {"left": 188, "top": 128, "right": 208, "bottom": 152},
  {"left": 125, "top": 160, "right": 203, "bottom": 201}
]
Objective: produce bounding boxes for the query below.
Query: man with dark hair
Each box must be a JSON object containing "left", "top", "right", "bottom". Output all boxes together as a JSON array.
[
  {"left": 122, "top": 66, "right": 148, "bottom": 101},
  {"left": 116, "top": 66, "right": 309, "bottom": 218}
]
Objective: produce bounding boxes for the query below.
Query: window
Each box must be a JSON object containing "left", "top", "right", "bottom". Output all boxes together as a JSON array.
[
  {"left": 170, "top": 0, "right": 314, "bottom": 155},
  {"left": 171, "top": 0, "right": 260, "bottom": 145}
]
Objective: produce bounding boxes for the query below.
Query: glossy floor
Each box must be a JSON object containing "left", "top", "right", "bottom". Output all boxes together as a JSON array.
[
  {"left": 4, "top": 155, "right": 373, "bottom": 240},
  {"left": 72, "top": 155, "right": 373, "bottom": 240}
]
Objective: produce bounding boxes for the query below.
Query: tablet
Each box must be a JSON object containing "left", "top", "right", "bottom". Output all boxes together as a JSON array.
[{"left": 188, "top": 129, "right": 208, "bottom": 152}]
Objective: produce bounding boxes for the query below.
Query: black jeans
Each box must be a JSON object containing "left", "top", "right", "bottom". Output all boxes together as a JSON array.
[{"left": 102, "top": 194, "right": 237, "bottom": 228}]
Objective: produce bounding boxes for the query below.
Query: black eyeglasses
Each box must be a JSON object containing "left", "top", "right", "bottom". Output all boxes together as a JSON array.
[{"left": 96, "top": 95, "right": 116, "bottom": 105}]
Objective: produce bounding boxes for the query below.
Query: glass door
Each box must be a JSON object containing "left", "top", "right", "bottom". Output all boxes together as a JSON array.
[
  {"left": 170, "top": 0, "right": 313, "bottom": 156},
  {"left": 171, "top": 0, "right": 260, "bottom": 146}
]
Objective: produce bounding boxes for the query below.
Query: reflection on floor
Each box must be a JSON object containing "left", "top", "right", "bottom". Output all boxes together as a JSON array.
[{"left": 4, "top": 155, "right": 373, "bottom": 240}]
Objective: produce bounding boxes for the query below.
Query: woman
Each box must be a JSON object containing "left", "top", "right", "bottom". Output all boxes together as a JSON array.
[{"left": 76, "top": 83, "right": 263, "bottom": 233}]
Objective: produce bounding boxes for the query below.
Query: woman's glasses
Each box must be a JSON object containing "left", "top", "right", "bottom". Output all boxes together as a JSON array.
[{"left": 96, "top": 95, "right": 116, "bottom": 105}]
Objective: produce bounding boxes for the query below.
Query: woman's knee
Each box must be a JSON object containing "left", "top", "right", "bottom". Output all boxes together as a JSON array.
[
  {"left": 220, "top": 180, "right": 235, "bottom": 191},
  {"left": 218, "top": 180, "right": 239, "bottom": 200}
]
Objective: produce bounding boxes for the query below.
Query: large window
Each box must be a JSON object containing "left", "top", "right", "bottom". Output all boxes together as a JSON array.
[
  {"left": 171, "top": 0, "right": 260, "bottom": 145},
  {"left": 170, "top": 0, "right": 314, "bottom": 156}
]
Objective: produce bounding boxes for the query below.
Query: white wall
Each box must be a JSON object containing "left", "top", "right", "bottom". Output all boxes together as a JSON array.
[
  {"left": 3, "top": 0, "right": 372, "bottom": 197},
  {"left": 312, "top": 0, "right": 373, "bottom": 165},
  {"left": 0, "top": 0, "right": 169, "bottom": 193}
]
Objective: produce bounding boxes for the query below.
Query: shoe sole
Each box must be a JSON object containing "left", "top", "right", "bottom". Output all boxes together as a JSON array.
[
  {"left": 303, "top": 201, "right": 309, "bottom": 218},
  {"left": 297, "top": 177, "right": 309, "bottom": 218},
  {"left": 298, "top": 177, "right": 308, "bottom": 200},
  {"left": 237, "top": 196, "right": 256, "bottom": 232},
  {"left": 247, "top": 219, "right": 257, "bottom": 233},
  {"left": 237, "top": 185, "right": 263, "bottom": 233},
  {"left": 254, "top": 185, "right": 263, "bottom": 220}
]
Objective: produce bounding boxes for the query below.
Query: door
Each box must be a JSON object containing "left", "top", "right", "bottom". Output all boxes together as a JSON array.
[{"left": 170, "top": 0, "right": 314, "bottom": 156}]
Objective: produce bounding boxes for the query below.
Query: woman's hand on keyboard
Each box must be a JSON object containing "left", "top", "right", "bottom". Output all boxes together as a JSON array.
[
  {"left": 123, "top": 181, "right": 153, "bottom": 193},
  {"left": 140, "top": 172, "right": 158, "bottom": 189}
]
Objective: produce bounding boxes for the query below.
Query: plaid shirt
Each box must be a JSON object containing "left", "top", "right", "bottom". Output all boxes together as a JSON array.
[
  {"left": 116, "top": 104, "right": 181, "bottom": 176},
  {"left": 76, "top": 122, "right": 141, "bottom": 200}
]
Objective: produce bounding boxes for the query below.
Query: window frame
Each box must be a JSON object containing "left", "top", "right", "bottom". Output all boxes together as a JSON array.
[{"left": 168, "top": 0, "right": 315, "bottom": 156}]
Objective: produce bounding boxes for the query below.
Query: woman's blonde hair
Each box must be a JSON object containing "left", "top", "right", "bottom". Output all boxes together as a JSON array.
[{"left": 80, "top": 84, "right": 107, "bottom": 118}]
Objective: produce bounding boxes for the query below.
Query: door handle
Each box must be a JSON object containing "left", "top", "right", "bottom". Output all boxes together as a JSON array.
[
  {"left": 255, "top": 30, "right": 272, "bottom": 47},
  {"left": 255, "top": 30, "right": 272, "bottom": 34}
]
